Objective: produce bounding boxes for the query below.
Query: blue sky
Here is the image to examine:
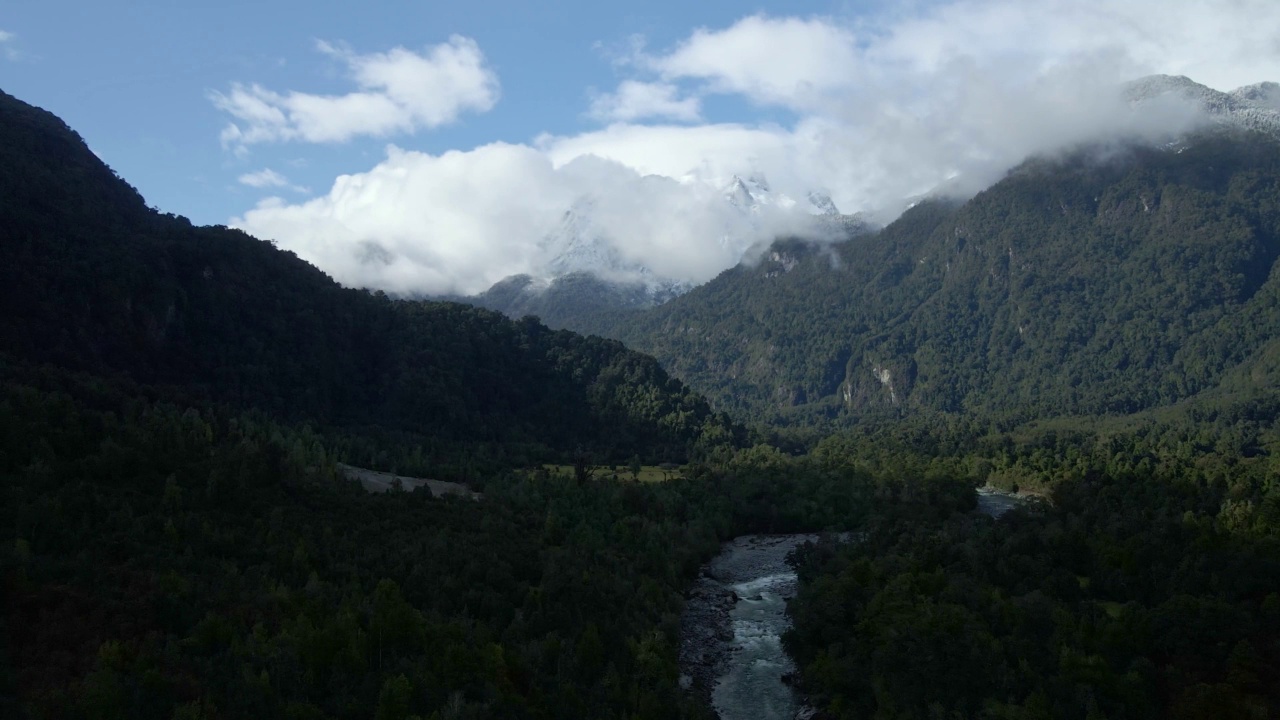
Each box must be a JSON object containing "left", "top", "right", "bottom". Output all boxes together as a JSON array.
[
  {"left": 4, "top": 0, "right": 1280, "bottom": 294},
  {"left": 1, "top": 0, "right": 848, "bottom": 224}
]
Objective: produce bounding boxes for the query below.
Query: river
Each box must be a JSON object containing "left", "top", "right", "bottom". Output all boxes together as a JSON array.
[
  {"left": 681, "top": 489, "right": 1025, "bottom": 719},
  {"left": 679, "top": 534, "right": 815, "bottom": 720}
]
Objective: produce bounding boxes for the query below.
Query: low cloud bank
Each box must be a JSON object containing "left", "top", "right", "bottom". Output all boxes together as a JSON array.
[{"left": 230, "top": 0, "right": 1280, "bottom": 295}]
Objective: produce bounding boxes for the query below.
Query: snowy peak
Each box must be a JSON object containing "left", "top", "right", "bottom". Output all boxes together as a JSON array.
[
  {"left": 1125, "top": 74, "right": 1280, "bottom": 139},
  {"left": 482, "top": 169, "right": 856, "bottom": 315},
  {"left": 720, "top": 173, "right": 840, "bottom": 216},
  {"left": 531, "top": 196, "right": 689, "bottom": 299},
  {"left": 1229, "top": 81, "right": 1280, "bottom": 109},
  {"left": 536, "top": 172, "right": 845, "bottom": 293},
  {"left": 806, "top": 191, "right": 840, "bottom": 216},
  {"left": 538, "top": 200, "right": 619, "bottom": 278},
  {"left": 724, "top": 177, "right": 757, "bottom": 212},
  {"left": 1124, "top": 74, "right": 1216, "bottom": 104}
]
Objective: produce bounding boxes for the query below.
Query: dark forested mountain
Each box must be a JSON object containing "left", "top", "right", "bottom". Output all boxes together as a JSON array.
[
  {"left": 0, "top": 87, "right": 758, "bottom": 720},
  {"left": 0, "top": 90, "right": 739, "bottom": 470},
  {"left": 593, "top": 131, "right": 1280, "bottom": 426}
]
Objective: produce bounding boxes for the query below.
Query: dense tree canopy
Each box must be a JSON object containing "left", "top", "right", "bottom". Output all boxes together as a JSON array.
[
  {"left": 787, "top": 424, "right": 1280, "bottom": 719},
  {"left": 5, "top": 87, "right": 1280, "bottom": 720},
  {"left": 0, "top": 90, "right": 740, "bottom": 474}
]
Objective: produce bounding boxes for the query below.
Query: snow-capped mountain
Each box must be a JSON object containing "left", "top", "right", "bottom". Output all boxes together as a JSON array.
[
  {"left": 1125, "top": 75, "right": 1280, "bottom": 138},
  {"left": 807, "top": 191, "right": 841, "bottom": 216},
  {"left": 722, "top": 173, "right": 841, "bottom": 217},
  {"left": 717, "top": 173, "right": 867, "bottom": 249},
  {"left": 463, "top": 172, "right": 860, "bottom": 329},
  {"left": 491, "top": 174, "right": 850, "bottom": 304},
  {"left": 534, "top": 196, "right": 693, "bottom": 299}
]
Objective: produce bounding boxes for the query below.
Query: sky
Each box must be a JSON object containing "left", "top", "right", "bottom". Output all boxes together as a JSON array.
[{"left": 4, "top": 0, "right": 1280, "bottom": 295}]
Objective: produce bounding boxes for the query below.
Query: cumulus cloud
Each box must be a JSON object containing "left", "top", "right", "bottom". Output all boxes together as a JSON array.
[
  {"left": 862, "top": 0, "right": 1280, "bottom": 90},
  {"left": 628, "top": 2, "right": 1280, "bottom": 110},
  {"left": 238, "top": 168, "right": 307, "bottom": 193},
  {"left": 588, "top": 81, "right": 702, "bottom": 123},
  {"left": 539, "top": 122, "right": 793, "bottom": 180},
  {"left": 234, "top": 0, "right": 1280, "bottom": 296},
  {"left": 234, "top": 145, "right": 799, "bottom": 295},
  {"left": 644, "top": 15, "right": 861, "bottom": 110},
  {"left": 211, "top": 36, "right": 498, "bottom": 151},
  {"left": 236, "top": 144, "right": 572, "bottom": 294}
]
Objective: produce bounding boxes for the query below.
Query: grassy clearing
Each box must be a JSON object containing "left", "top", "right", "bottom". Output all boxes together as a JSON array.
[
  {"left": 539, "top": 464, "right": 682, "bottom": 483},
  {"left": 1098, "top": 601, "right": 1126, "bottom": 619}
]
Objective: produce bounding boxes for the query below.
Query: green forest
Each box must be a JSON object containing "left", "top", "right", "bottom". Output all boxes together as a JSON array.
[
  {"left": 4, "top": 83, "right": 1280, "bottom": 720},
  {"left": 786, "top": 409, "right": 1280, "bottom": 719},
  {"left": 582, "top": 132, "right": 1280, "bottom": 430}
]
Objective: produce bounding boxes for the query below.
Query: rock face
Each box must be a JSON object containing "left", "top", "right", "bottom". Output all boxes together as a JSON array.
[{"left": 678, "top": 574, "right": 738, "bottom": 696}]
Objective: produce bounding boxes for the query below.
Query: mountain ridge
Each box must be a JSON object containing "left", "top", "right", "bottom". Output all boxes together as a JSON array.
[
  {"left": 0, "top": 88, "right": 740, "bottom": 471},
  {"left": 463, "top": 74, "right": 1275, "bottom": 334},
  {"left": 583, "top": 125, "right": 1280, "bottom": 427}
]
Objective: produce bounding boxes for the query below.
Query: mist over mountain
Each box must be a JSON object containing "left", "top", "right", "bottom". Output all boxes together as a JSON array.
[
  {"left": 516, "top": 173, "right": 846, "bottom": 293},
  {"left": 455, "top": 74, "right": 1278, "bottom": 334},
  {"left": 1125, "top": 74, "right": 1280, "bottom": 138},
  {"left": 234, "top": 31, "right": 1273, "bottom": 298},
  {"left": 452, "top": 171, "right": 868, "bottom": 327},
  {"left": 585, "top": 118, "right": 1280, "bottom": 427}
]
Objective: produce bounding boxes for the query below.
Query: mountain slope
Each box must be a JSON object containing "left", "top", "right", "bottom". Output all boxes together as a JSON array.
[
  {"left": 598, "top": 129, "right": 1280, "bottom": 425},
  {"left": 0, "top": 89, "right": 739, "bottom": 468}
]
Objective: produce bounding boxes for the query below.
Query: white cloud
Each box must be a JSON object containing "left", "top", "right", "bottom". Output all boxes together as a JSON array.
[
  {"left": 863, "top": 0, "right": 1280, "bottom": 90},
  {"left": 539, "top": 122, "right": 792, "bottom": 179},
  {"left": 588, "top": 81, "right": 702, "bottom": 122},
  {"left": 238, "top": 168, "right": 307, "bottom": 193},
  {"left": 578, "top": 0, "right": 1280, "bottom": 215},
  {"left": 238, "top": 168, "right": 289, "bottom": 188},
  {"left": 621, "top": 3, "right": 1280, "bottom": 113},
  {"left": 645, "top": 15, "right": 861, "bottom": 110},
  {"left": 235, "top": 144, "right": 573, "bottom": 295},
  {"left": 233, "top": 0, "right": 1280, "bottom": 297},
  {"left": 234, "top": 144, "right": 794, "bottom": 295},
  {"left": 212, "top": 36, "right": 498, "bottom": 150}
]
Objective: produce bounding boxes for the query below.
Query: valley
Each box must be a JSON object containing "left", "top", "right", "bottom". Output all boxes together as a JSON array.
[{"left": 3, "top": 62, "right": 1280, "bottom": 720}]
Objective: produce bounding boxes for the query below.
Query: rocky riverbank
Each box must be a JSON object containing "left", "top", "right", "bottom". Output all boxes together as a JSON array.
[{"left": 679, "top": 534, "right": 820, "bottom": 720}]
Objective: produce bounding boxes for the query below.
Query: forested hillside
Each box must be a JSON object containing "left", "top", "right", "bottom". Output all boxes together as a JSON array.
[
  {"left": 595, "top": 132, "right": 1280, "bottom": 427},
  {"left": 7, "top": 83, "right": 1280, "bottom": 720},
  {"left": 0, "top": 88, "right": 765, "bottom": 719},
  {"left": 0, "top": 90, "right": 740, "bottom": 474}
]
